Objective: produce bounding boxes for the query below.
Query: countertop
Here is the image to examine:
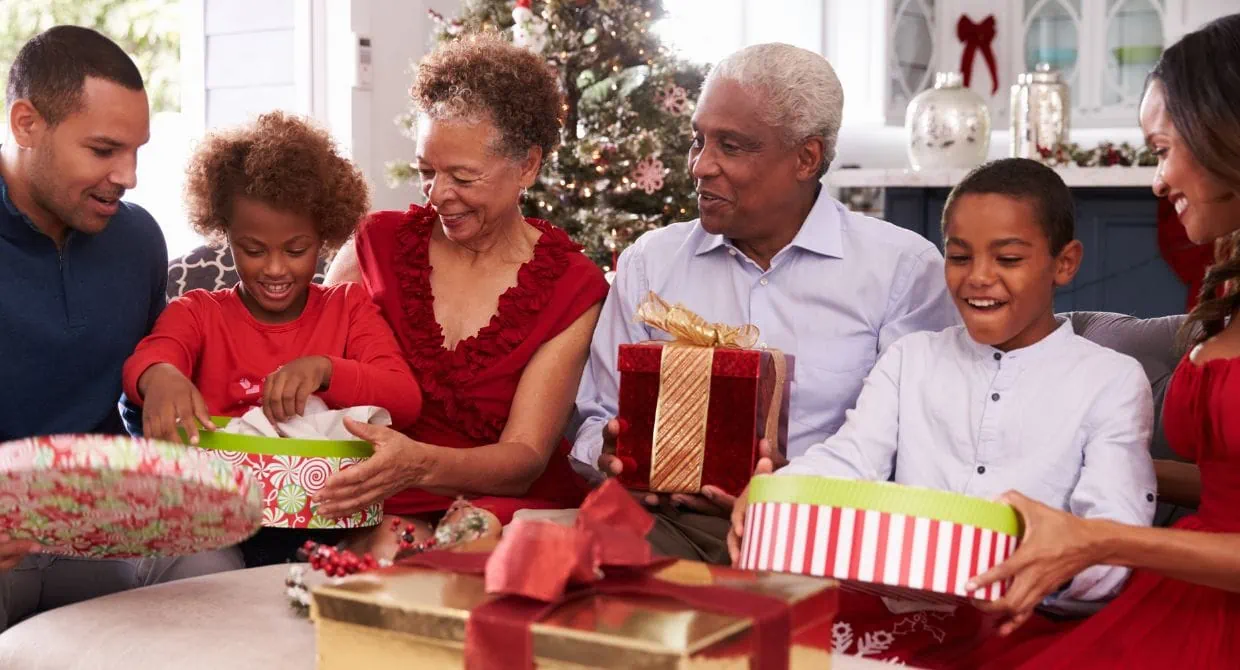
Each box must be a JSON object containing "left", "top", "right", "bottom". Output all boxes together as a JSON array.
[{"left": 827, "top": 166, "right": 1157, "bottom": 189}]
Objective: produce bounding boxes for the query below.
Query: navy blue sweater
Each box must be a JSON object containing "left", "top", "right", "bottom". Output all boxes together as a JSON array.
[{"left": 0, "top": 171, "right": 167, "bottom": 441}]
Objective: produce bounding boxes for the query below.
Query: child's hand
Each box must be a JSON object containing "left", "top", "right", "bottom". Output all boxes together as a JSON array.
[
  {"left": 263, "top": 355, "right": 332, "bottom": 425},
  {"left": 725, "top": 453, "right": 776, "bottom": 566},
  {"left": 137, "top": 363, "right": 214, "bottom": 445}
]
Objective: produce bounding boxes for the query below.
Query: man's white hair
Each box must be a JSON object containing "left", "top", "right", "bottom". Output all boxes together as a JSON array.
[{"left": 704, "top": 43, "right": 844, "bottom": 177}]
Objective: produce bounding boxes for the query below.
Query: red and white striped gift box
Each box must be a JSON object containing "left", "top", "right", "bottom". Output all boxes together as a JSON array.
[{"left": 739, "top": 476, "right": 1022, "bottom": 603}]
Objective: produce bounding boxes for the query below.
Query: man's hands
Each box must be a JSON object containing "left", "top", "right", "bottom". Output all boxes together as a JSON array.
[
  {"left": 597, "top": 418, "right": 785, "bottom": 518},
  {"left": 0, "top": 534, "right": 39, "bottom": 571}
]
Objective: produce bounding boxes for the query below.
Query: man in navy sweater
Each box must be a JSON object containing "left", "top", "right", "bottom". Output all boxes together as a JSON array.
[{"left": 0, "top": 26, "right": 241, "bottom": 633}]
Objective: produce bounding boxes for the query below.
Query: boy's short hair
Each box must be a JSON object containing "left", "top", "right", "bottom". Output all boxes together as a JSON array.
[
  {"left": 941, "top": 157, "right": 1075, "bottom": 255},
  {"left": 6, "top": 26, "right": 144, "bottom": 126}
]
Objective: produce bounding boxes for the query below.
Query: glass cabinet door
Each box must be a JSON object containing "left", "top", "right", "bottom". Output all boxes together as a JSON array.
[
  {"left": 1101, "top": 0, "right": 1165, "bottom": 108},
  {"left": 1023, "top": 0, "right": 1083, "bottom": 91},
  {"left": 888, "top": 0, "right": 936, "bottom": 123}
]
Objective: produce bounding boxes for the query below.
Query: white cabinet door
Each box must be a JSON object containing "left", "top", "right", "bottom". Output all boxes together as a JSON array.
[
  {"left": 1165, "top": 0, "right": 1240, "bottom": 41},
  {"left": 886, "top": 0, "right": 940, "bottom": 125},
  {"left": 1075, "top": 0, "right": 1169, "bottom": 127}
]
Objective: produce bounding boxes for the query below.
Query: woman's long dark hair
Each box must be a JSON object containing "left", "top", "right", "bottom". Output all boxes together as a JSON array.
[{"left": 1153, "top": 14, "right": 1240, "bottom": 345}]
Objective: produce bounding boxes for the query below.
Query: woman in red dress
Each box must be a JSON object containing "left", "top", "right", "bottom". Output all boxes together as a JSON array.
[
  {"left": 315, "top": 34, "right": 608, "bottom": 552},
  {"left": 963, "top": 16, "right": 1240, "bottom": 668}
]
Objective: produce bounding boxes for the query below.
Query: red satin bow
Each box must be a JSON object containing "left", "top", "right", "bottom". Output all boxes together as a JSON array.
[
  {"left": 957, "top": 14, "right": 999, "bottom": 95},
  {"left": 403, "top": 480, "right": 792, "bottom": 670}
]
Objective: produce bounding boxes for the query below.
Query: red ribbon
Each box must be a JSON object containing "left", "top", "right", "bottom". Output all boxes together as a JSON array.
[
  {"left": 403, "top": 479, "right": 792, "bottom": 670},
  {"left": 957, "top": 14, "right": 999, "bottom": 95}
]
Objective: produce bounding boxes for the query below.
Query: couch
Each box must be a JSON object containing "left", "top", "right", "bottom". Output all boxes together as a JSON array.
[{"left": 0, "top": 247, "right": 1192, "bottom": 668}]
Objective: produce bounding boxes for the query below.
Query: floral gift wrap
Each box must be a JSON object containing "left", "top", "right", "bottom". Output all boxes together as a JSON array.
[
  {"left": 0, "top": 434, "right": 262, "bottom": 558},
  {"left": 194, "top": 418, "right": 381, "bottom": 529}
]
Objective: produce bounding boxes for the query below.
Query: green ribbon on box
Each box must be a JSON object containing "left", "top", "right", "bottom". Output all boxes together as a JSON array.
[
  {"left": 185, "top": 417, "right": 374, "bottom": 459},
  {"left": 747, "top": 475, "right": 1022, "bottom": 537}
]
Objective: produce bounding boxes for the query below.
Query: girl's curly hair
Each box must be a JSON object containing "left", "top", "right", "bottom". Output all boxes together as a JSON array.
[
  {"left": 184, "top": 111, "right": 370, "bottom": 251},
  {"left": 413, "top": 33, "right": 564, "bottom": 161}
]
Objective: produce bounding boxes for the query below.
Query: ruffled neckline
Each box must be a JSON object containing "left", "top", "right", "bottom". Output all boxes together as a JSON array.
[{"left": 392, "top": 204, "right": 582, "bottom": 441}]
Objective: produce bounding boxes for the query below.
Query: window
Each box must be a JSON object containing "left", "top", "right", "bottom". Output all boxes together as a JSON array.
[{"left": 656, "top": 0, "right": 823, "bottom": 65}]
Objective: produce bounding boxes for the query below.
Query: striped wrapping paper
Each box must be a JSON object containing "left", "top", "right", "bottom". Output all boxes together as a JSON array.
[{"left": 739, "top": 476, "right": 1022, "bottom": 603}]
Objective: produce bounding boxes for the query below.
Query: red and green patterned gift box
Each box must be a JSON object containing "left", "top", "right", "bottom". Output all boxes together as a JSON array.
[
  {"left": 740, "top": 475, "right": 1023, "bottom": 603},
  {"left": 193, "top": 418, "right": 381, "bottom": 530},
  {"left": 616, "top": 293, "right": 792, "bottom": 496},
  {"left": 0, "top": 434, "right": 262, "bottom": 558}
]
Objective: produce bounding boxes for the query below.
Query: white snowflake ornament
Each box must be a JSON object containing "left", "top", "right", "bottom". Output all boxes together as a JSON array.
[
  {"left": 512, "top": 0, "right": 548, "bottom": 54},
  {"left": 630, "top": 156, "right": 665, "bottom": 194},
  {"left": 655, "top": 82, "right": 690, "bottom": 115}
]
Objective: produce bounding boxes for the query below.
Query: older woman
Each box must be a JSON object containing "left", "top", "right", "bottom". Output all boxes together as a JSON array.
[
  {"left": 955, "top": 14, "right": 1240, "bottom": 669},
  {"left": 317, "top": 34, "right": 607, "bottom": 551}
]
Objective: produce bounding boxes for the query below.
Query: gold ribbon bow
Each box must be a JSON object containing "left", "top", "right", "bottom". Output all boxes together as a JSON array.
[
  {"left": 634, "top": 292, "right": 759, "bottom": 349},
  {"left": 632, "top": 292, "right": 785, "bottom": 493}
]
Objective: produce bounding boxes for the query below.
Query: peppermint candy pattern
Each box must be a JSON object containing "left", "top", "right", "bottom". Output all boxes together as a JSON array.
[
  {"left": 194, "top": 449, "right": 381, "bottom": 529},
  {"left": 0, "top": 435, "right": 262, "bottom": 558}
]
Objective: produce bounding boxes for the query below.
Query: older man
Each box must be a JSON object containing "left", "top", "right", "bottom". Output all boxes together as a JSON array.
[
  {"left": 571, "top": 43, "right": 959, "bottom": 564},
  {"left": 0, "top": 26, "right": 241, "bottom": 633}
]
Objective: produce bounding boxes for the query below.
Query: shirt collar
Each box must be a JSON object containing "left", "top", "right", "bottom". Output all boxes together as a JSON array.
[
  {"left": 962, "top": 316, "right": 1075, "bottom": 362},
  {"left": 693, "top": 186, "right": 845, "bottom": 259}
]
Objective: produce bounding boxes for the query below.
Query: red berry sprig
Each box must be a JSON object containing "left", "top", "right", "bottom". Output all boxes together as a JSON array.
[
  {"left": 391, "top": 518, "right": 439, "bottom": 558},
  {"left": 299, "top": 540, "right": 379, "bottom": 577}
]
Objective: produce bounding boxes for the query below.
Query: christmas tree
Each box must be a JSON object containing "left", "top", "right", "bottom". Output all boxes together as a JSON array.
[{"left": 388, "top": 0, "right": 707, "bottom": 270}]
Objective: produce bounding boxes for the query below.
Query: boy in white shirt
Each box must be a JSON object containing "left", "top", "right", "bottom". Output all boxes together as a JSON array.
[{"left": 728, "top": 158, "right": 1157, "bottom": 662}]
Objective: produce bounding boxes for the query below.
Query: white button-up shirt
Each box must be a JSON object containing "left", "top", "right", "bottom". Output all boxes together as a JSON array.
[
  {"left": 570, "top": 189, "right": 960, "bottom": 473},
  {"left": 781, "top": 319, "right": 1157, "bottom": 613}
]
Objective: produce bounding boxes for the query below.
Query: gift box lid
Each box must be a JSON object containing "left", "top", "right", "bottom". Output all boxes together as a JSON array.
[
  {"left": 748, "top": 475, "right": 1022, "bottom": 536},
  {"left": 192, "top": 417, "right": 373, "bottom": 458},
  {"left": 310, "top": 559, "right": 836, "bottom": 666}
]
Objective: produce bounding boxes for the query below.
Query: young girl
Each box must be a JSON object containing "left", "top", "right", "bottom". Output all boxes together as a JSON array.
[{"left": 122, "top": 111, "right": 421, "bottom": 565}]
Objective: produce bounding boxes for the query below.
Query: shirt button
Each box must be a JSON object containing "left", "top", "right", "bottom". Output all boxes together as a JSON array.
[
  {"left": 759, "top": 278, "right": 769, "bottom": 286},
  {"left": 729, "top": 249, "right": 737, "bottom": 256},
  {"left": 993, "top": 352, "right": 1001, "bottom": 361},
  {"left": 977, "top": 465, "right": 986, "bottom": 474},
  {"left": 1146, "top": 493, "right": 1155, "bottom": 503},
  {"left": 991, "top": 393, "right": 1000, "bottom": 401}
]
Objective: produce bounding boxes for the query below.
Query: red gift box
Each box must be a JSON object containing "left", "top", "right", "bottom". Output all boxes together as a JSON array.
[{"left": 614, "top": 294, "right": 791, "bottom": 496}]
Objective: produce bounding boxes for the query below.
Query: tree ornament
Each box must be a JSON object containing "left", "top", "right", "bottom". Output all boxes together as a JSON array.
[
  {"left": 630, "top": 156, "right": 666, "bottom": 194},
  {"left": 654, "top": 82, "right": 690, "bottom": 115},
  {"left": 512, "top": 0, "right": 548, "bottom": 53}
]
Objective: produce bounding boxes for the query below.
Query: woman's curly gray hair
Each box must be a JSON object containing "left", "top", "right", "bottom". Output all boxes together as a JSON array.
[{"left": 704, "top": 43, "right": 844, "bottom": 177}]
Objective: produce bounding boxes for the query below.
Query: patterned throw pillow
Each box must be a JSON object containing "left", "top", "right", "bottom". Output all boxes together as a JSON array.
[{"left": 166, "top": 245, "right": 331, "bottom": 299}]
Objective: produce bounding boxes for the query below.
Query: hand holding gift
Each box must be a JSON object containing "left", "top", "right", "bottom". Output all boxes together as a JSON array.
[
  {"left": 0, "top": 533, "right": 40, "bottom": 571},
  {"left": 613, "top": 292, "right": 791, "bottom": 501}
]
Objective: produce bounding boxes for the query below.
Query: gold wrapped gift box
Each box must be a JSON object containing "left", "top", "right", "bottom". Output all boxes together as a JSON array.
[{"left": 311, "top": 559, "right": 838, "bottom": 669}]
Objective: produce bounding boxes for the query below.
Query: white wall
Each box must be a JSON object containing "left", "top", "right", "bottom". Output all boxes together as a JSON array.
[
  {"left": 325, "top": 0, "right": 459, "bottom": 213},
  {"left": 203, "top": 0, "right": 298, "bottom": 128}
]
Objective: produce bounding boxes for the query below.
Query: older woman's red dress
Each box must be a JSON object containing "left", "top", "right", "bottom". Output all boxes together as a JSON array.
[{"left": 354, "top": 204, "right": 609, "bottom": 523}]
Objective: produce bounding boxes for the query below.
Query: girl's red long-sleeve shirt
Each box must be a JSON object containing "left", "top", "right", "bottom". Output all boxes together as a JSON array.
[{"left": 123, "top": 283, "right": 422, "bottom": 429}]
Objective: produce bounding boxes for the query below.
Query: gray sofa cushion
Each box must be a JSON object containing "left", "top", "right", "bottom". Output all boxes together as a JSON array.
[{"left": 1067, "top": 311, "right": 1192, "bottom": 526}]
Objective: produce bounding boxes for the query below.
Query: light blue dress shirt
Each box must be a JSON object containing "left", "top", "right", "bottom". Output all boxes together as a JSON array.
[
  {"left": 570, "top": 188, "right": 960, "bottom": 473},
  {"left": 780, "top": 319, "right": 1157, "bottom": 613}
]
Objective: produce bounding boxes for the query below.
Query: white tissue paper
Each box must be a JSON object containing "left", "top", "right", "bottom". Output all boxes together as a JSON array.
[{"left": 218, "top": 396, "right": 392, "bottom": 440}]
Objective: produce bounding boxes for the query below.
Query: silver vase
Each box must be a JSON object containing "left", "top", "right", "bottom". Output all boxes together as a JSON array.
[
  {"left": 906, "top": 72, "right": 992, "bottom": 171},
  {"left": 1010, "top": 64, "right": 1070, "bottom": 160}
]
